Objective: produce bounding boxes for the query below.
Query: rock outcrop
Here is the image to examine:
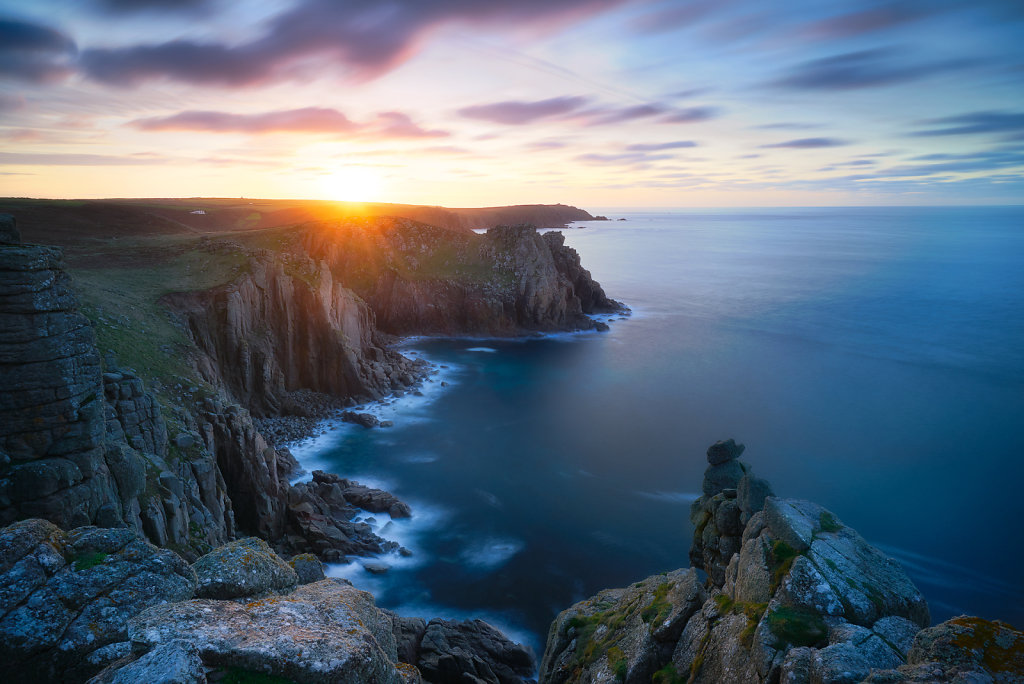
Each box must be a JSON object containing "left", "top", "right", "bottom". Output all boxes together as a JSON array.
[
  {"left": 0, "top": 228, "right": 121, "bottom": 530},
  {"left": 0, "top": 516, "right": 535, "bottom": 684},
  {"left": 0, "top": 519, "right": 196, "bottom": 683},
  {"left": 539, "top": 440, "right": 1022, "bottom": 684}
]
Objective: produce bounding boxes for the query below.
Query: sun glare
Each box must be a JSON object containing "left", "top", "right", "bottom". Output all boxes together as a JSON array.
[{"left": 318, "top": 167, "right": 385, "bottom": 202}]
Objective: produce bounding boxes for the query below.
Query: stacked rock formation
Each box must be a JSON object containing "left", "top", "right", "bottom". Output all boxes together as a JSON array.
[
  {"left": 540, "top": 440, "right": 1023, "bottom": 683},
  {"left": 0, "top": 520, "right": 536, "bottom": 684}
]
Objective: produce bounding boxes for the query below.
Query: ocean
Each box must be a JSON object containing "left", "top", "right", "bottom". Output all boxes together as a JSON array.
[{"left": 291, "top": 206, "right": 1024, "bottom": 654}]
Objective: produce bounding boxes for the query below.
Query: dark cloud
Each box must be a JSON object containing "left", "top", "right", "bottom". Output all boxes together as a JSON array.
[
  {"left": 761, "top": 137, "right": 850, "bottom": 148},
  {"left": 458, "top": 96, "right": 588, "bottom": 125},
  {"left": 771, "top": 48, "right": 971, "bottom": 90},
  {"left": 132, "top": 106, "right": 449, "bottom": 139},
  {"left": 631, "top": 1, "right": 724, "bottom": 34},
  {"left": 0, "top": 18, "right": 77, "bottom": 83},
  {"left": 625, "top": 141, "right": 698, "bottom": 152},
  {"left": 660, "top": 106, "right": 719, "bottom": 123},
  {"left": 910, "top": 110, "right": 1024, "bottom": 137},
  {"left": 80, "top": 0, "right": 629, "bottom": 87},
  {"left": 875, "top": 147, "right": 1024, "bottom": 176}
]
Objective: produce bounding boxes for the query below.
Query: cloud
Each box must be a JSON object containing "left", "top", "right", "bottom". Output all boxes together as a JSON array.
[
  {"left": 771, "top": 48, "right": 972, "bottom": 90},
  {"left": 910, "top": 110, "right": 1024, "bottom": 137},
  {"left": 458, "top": 96, "right": 588, "bottom": 124},
  {"left": 660, "top": 106, "right": 719, "bottom": 123},
  {"left": 79, "top": 0, "right": 630, "bottom": 87},
  {"left": 0, "top": 18, "right": 77, "bottom": 83},
  {"left": 0, "top": 152, "right": 166, "bottom": 165},
  {"left": 584, "top": 103, "right": 666, "bottom": 125},
  {"left": 574, "top": 151, "right": 674, "bottom": 165},
  {"left": 754, "top": 122, "right": 824, "bottom": 130},
  {"left": 371, "top": 111, "right": 449, "bottom": 138},
  {"left": 798, "top": 3, "right": 932, "bottom": 40},
  {"left": 130, "top": 106, "right": 448, "bottom": 138},
  {"left": 132, "top": 107, "right": 359, "bottom": 133},
  {"left": 0, "top": 92, "right": 26, "bottom": 111},
  {"left": 95, "top": 0, "right": 210, "bottom": 11},
  {"left": 525, "top": 140, "right": 568, "bottom": 150},
  {"left": 625, "top": 141, "right": 698, "bottom": 152},
  {"left": 761, "top": 137, "right": 850, "bottom": 148}
]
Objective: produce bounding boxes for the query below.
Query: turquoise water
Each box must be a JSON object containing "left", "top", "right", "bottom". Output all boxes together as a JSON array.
[{"left": 295, "top": 207, "right": 1024, "bottom": 652}]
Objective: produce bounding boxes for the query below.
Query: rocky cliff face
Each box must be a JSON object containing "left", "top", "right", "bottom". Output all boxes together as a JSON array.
[
  {"left": 164, "top": 246, "right": 422, "bottom": 417},
  {"left": 539, "top": 439, "right": 1022, "bottom": 684},
  {"left": 302, "top": 219, "right": 623, "bottom": 336}
]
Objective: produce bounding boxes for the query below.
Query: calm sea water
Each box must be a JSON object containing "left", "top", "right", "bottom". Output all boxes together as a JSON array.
[{"left": 293, "top": 207, "right": 1024, "bottom": 653}]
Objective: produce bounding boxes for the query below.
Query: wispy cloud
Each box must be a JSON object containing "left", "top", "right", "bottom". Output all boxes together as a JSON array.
[
  {"left": 771, "top": 48, "right": 972, "bottom": 90},
  {"left": 910, "top": 110, "right": 1024, "bottom": 138},
  {"left": 625, "top": 141, "right": 698, "bottom": 152},
  {"left": 130, "top": 106, "right": 448, "bottom": 138},
  {"left": 0, "top": 152, "right": 166, "bottom": 165},
  {"left": 761, "top": 137, "right": 850, "bottom": 148},
  {"left": 660, "top": 106, "right": 719, "bottom": 124},
  {"left": 458, "top": 96, "right": 589, "bottom": 125}
]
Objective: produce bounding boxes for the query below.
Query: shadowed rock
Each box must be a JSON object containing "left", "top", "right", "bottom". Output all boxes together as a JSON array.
[{"left": 192, "top": 536, "right": 297, "bottom": 599}]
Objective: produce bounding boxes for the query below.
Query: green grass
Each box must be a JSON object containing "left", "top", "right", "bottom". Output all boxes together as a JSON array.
[
  {"left": 768, "top": 540, "right": 801, "bottom": 592},
  {"left": 819, "top": 511, "right": 842, "bottom": 533},
  {"left": 651, "top": 663, "right": 686, "bottom": 684},
  {"left": 72, "top": 551, "right": 108, "bottom": 571},
  {"left": 765, "top": 605, "right": 828, "bottom": 648},
  {"left": 641, "top": 582, "right": 676, "bottom": 626}
]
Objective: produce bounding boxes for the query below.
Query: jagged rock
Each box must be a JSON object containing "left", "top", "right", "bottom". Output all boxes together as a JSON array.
[
  {"left": 702, "top": 459, "right": 746, "bottom": 496},
  {"left": 390, "top": 614, "right": 427, "bottom": 664},
  {"left": 542, "top": 440, "right": 980, "bottom": 684},
  {"left": 539, "top": 568, "right": 704, "bottom": 683},
  {"left": 0, "top": 519, "right": 196, "bottom": 683},
  {"left": 88, "top": 639, "right": 206, "bottom": 684},
  {"left": 418, "top": 618, "right": 536, "bottom": 684},
  {"left": 863, "top": 616, "right": 1024, "bottom": 683},
  {"left": 129, "top": 579, "right": 405, "bottom": 684},
  {"left": 342, "top": 411, "right": 380, "bottom": 428},
  {"left": 289, "top": 552, "right": 326, "bottom": 584},
  {"left": 707, "top": 439, "right": 745, "bottom": 465},
  {"left": 192, "top": 537, "right": 297, "bottom": 599},
  {"left": 311, "top": 470, "right": 413, "bottom": 519}
]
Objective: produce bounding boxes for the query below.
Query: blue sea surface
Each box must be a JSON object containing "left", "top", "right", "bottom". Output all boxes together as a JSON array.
[{"left": 293, "top": 206, "right": 1024, "bottom": 653}]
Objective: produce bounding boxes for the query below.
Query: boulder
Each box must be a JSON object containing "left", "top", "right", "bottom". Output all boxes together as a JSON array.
[
  {"left": 288, "top": 552, "right": 326, "bottom": 584},
  {"left": 702, "top": 459, "right": 746, "bottom": 496},
  {"left": 418, "top": 618, "right": 536, "bottom": 684},
  {"left": 88, "top": 639, "right": 206, "bottom": 684},
  {"left": 0, "top": 519, "right": 196, "bottom": 683},
  {"left": 707, "top": 439, "right": 745, "bottom": 465},
  {"left": 129, "top": 579, "right": 404, "bottom": 684},
  {"left": 192, "top": 537, "right": 297, "bottom": 599}
]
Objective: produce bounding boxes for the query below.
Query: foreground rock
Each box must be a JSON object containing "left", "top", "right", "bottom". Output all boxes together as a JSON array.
[
  {"left": 0, "top": 519, "right": 196, "bottom": 682},
  {"left": 417, "top": 618, "right": 536, "bottom": 683},
  {"left": 539, "top": 440, "right": 1023, "bottom": 684},
  {"left": 125, "top": 579, "right": 405, "bottom": 683},
  {"left": 192, "top": 536, "right": 298, "bottom": 599}
]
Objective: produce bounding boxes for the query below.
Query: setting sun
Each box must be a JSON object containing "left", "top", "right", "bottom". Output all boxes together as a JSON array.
[{"left": 318, "top": 167, "right": 386, "bottom": 203}]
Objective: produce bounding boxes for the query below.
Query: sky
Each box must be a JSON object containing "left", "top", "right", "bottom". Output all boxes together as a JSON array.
[{"left": 1, "top": 0, "right": 1023, "bottom": 207}]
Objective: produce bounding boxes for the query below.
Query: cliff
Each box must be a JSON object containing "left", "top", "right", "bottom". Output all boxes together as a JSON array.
[
  {"left": 538, "top": 439, "right": 1023, "bottom": 683},
  {"left": 301, "top": 218, "right": 623, "bottom": 335}
]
